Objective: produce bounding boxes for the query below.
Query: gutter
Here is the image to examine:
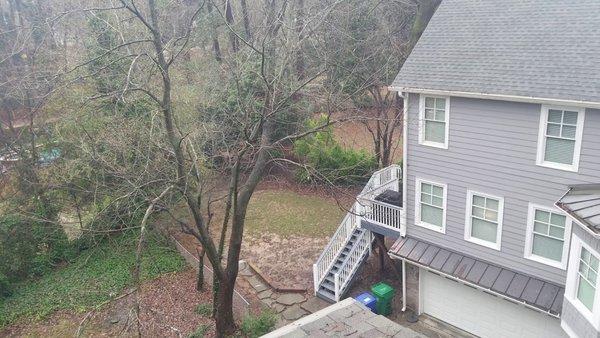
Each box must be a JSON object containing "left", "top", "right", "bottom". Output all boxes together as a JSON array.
[
  {"left": 388, "top": 86, "right": 600, "bottom": 109},
  {"left": 555, "top": 188, "right": 600, "bottom": 239},
  {"left": 389, "top": 252, "right": 561, "bottom": 319}
]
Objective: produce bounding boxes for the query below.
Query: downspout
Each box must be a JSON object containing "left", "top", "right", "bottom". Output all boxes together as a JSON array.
[
  {"left": 401, "top": 91, "right": 409, "bottom": 237},
  {"left": 402, "top": 259, "right": 407, "bottom": 312}
]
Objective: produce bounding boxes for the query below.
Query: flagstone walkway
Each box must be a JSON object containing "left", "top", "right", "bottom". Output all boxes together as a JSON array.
[{"left": 239, "top": 261, "right": 331, "bottom": 324}]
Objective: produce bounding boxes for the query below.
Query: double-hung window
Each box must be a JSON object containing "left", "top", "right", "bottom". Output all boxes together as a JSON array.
[
  {"left": 465, "top": 191, "right": 503, "bottom": 250},
  {"left": 524, "top": 204, "right": 571, "bottom": 269},
  {"left": 577, "top": 247, "right": 599, "bottom": 311},
  {"left": 415, "top": 179, "right": 447, "bottom": 233},
  {"left": 419, "top": 95, "right": 449, "bottom": 148},
  {"left": 566, "top": 236, "right": 600, "bottom": 327},
  {"left": 537, "top": 105, "right": 585, "bottom": 172}
]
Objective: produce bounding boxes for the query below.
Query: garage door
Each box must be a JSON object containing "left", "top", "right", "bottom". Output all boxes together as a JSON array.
[{"left": 421, "top": 270, "right": 566, "bottom": 338}]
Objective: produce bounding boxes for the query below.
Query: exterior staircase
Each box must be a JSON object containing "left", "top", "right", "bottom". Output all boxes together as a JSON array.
[
  {"left": 316, "top": 227, "right": 371, "bottom": 301},
  {"left": 313, "top": 165, "right": 403, "bottom": 302}
]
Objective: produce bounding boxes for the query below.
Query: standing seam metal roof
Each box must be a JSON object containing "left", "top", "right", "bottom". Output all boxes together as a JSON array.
[
  {"left": 556, "top": 184, "right": 600, "bottom": 233},
  {"left": 392, "top": 0, "right": 600, "bottom": 104},
  {"left": 389, "top": 237, "right": 564, "bottom": 316}
]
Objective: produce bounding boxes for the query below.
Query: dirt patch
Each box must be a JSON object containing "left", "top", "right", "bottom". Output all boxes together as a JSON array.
[{"left": 242, "top": 233, "right": 329, "bottom": 291}]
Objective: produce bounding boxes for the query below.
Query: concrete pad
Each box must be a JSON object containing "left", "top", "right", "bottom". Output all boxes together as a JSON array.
[{"left": 279, "top": 329, "right": 308, "bottom": 338}]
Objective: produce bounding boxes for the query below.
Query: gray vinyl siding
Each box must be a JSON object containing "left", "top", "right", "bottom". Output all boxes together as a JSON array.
[
  {"left": 405, "top": 93, "right": 600, "bottom": 285},
  {"left": 561, "top": 299, "right": 600, "bottom": 338},
  {"left": 573, "top": 223, "right": 600, "bottom": 253},
  {"left": 562, "top": 225, "right": 600, "bottom": 337}
]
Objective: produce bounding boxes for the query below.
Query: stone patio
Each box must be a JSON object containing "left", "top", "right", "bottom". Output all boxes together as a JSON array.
[{"left": 262, "top": 298, "right": 426, "bottom": 337}]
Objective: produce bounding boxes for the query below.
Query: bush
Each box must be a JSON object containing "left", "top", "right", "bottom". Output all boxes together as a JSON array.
[
  {"left": 240, "top": 310, "right": 278, "bottom": 338},
  {"left": 294, "top": 115, "right": 377, "bottom": 185},
  {"left": 0, "top": 208, "right": 76, "bottom": 292}
]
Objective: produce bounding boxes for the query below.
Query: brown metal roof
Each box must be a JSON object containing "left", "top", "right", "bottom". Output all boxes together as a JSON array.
[
  {"left": 389, "top": 237, "right": 564, "bottom": 316},
  {"left": 556, "top": 184, "right": 600, "bottom": 233}
]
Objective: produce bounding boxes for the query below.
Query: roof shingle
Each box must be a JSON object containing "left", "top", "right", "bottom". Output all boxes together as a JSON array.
[{"left": 392, "top": 0, "right": 600, "bottom": 103}]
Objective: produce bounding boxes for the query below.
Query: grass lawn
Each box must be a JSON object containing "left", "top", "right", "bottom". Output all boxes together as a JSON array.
[
  {"left": 244, "top": 189, "right": 345, "bottom": 238},
  {"left": 0, "top": 230, "right": 186, "bottom": 328}
]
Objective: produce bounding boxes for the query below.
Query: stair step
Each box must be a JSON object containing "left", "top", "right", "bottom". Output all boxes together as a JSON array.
[
  {"left": 320, "top": 283, "right": 334, "bottom": 293},
  {"left": 316, "top": 289, "right": 335, "bottom": 302}
]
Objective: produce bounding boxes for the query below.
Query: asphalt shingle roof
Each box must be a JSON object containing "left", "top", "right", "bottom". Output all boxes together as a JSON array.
[
  {"left": 556, "top": 184, "right": 600, "bottom": 233},
  {"left": 389, "top": 237, "right": 564, "bottom": 316},
  {"left": 392, "top": 0, "right": 600, "bottom": 103}
]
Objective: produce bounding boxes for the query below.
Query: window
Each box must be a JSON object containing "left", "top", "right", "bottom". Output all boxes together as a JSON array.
[
  {"left": 419, "top": 95, "right": 449, "bottom": 148},
  {"left": 566, "top": 236, "right": 600, "bottom": 328},
  {"left": 415, "top": 179, "right": 447, "bottom": 233},
  {"left": 536, "top": 105, "right": 585, "bottom": 172},
  {"left": 524, "top": 204, "right": 571, "bottom": 269},
  {"left": 464, "top": 191, "right": 503, "bottom": 250},
  {"left": 578, "top": 247, "right": 599, "bottom": 311}
]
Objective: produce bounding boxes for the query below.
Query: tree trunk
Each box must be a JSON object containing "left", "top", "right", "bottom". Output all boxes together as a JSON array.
[
  {"left": 409, "top": 0, "right": 441, "bottom": 48},
  {"left": 214, "top": 275, "right": 236, "bottom": 336},
  {"left": 196, "top": 248, "right": 205, "bottom": 291},
  {"left": 207, "top": 2, "right": 223, "bottom": 62},
  {"left": 239, "top": 0, "right": 252, "bottom": 41},
  {"left": 224, "top": 0, "right": 238, "bottom": 53},
  {"left": 294, "top": 0, "right": 305, "bottom": 80}
]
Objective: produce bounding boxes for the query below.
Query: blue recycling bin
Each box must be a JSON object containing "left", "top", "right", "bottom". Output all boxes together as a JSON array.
[{"left": 355, "top": 292, "right": 377, "bottom": 313}]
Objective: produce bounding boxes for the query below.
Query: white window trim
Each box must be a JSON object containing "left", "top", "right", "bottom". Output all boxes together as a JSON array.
[
  {"left": 524, "top": 203, "right": 571, "bottom": 270},
  {"left": 463, "top": 190, "right": 503, "bottom": 251},
  {"left": 418, "top": 95, "right": 450, "bottom": 149},
  {"left": 415, "top": 178, "right": 447, "bottom": 233},
  {"left": 565, "top": 235, "right": 600, "bottom": 330},
  {"left": 536, "top": 105, "right": 585, "bottom": 172}
]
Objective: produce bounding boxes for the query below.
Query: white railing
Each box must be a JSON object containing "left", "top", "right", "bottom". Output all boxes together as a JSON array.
[
  {"left": 313, "top": 164, "right": 403, "bottom": 297},
  {"left": 333, "top": 229, "right": 372, "bottom": 301},
  {"left": 313, "top": 205, "right": 358, "bottom": 291},
  {"left": 360, "top": 199, "right": 405, "bottom": 231}
]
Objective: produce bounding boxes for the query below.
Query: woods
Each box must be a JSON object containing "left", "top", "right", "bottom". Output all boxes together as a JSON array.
[{"left": 0, "top": 0, "right": 438, "bottom": 336}]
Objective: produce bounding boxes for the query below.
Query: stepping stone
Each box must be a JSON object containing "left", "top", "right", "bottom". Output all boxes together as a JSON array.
[
  {"left": 300, "top": 296, "right": 330, "bottom": 313},
  {"left": 261, "top": 298, "right": 275, "bottom": 307},
  {"left": 247, "top": 276, "right": 268, "bottom": 292},
  {"left": 276, "top": 293, "right": 306, "bottom": 305},
  {"left": 272, "top": 303, "right": 286, "bottom": 313},
  {"left": 282, "top": 304, "right": 308, "bottom": 321},
  {"left": 258, "top": 290, "right": 273, "bottom": 299}
]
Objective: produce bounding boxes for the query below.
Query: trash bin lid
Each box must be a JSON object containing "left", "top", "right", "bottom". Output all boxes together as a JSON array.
[
  {"left": 371, "top": 282, "right": 394, "bottom": 298},
  {"left": 355, "top": 292, "right": 375, "bottom": 303}
]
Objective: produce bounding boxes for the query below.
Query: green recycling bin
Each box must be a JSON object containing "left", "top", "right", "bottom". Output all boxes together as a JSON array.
[{"left": 371, "top": 282, "right": 395, "bottom": 316}]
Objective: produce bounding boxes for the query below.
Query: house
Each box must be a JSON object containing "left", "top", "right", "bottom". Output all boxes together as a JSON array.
[{"left": 313, "top": 1, "right": 600, "bottom": 337}]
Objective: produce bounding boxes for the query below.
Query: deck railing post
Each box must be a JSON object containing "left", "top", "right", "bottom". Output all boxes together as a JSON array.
[{"left": 312, "top": 263, "right": 318, "bottom": 295}]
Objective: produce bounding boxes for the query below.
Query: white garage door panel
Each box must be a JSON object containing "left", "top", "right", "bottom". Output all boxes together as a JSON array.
[{"left": 421, "top": 270, "right": 566, "bottom": 338}]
